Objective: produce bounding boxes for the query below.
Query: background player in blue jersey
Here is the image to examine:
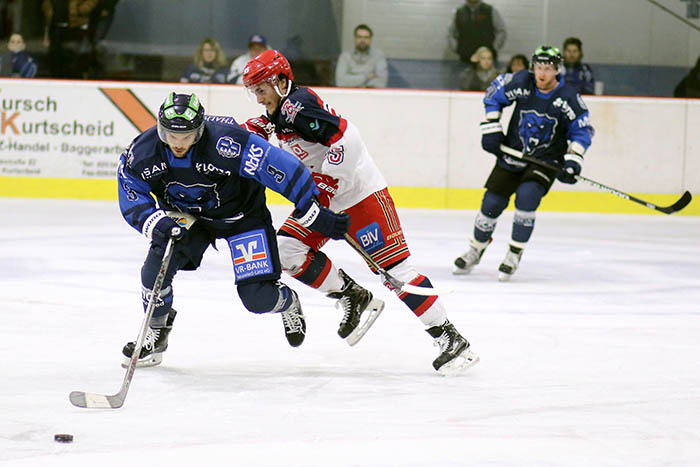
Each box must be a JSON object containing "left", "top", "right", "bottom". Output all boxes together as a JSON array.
[
  {"left": 117, "top": 92, "right": 349, "bottom": 366},
  {"left": 454, "top": 46, "right": 594, "bottom": 281}
]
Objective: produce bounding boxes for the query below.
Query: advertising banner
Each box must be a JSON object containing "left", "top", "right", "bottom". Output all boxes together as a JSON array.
[{"left": 0, "top": 80, "right": 174, "bottom": 180}]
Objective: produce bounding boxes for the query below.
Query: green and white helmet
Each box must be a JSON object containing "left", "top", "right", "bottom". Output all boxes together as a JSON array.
[
  {"left": 530, "top": 46, "right": 563, "bottom": 72},
  {"left": 157, "top": 93, "right": 205, "bottom": 144}
]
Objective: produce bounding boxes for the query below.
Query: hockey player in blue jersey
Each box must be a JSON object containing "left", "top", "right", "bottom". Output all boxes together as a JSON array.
[
  {"left": 118, "top": 92, "right": 349, "bottom": 366},
  {"left": 454, "top": 46, "right": 594, "bottom": 280}
]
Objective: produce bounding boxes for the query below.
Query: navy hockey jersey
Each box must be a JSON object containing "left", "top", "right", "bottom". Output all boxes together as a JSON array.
[
  {"left": 117, "top": 116, "right": 319, "bottom": 236},
  {"left": 484, "top": 70, "right": 594, "bottom": 168}
]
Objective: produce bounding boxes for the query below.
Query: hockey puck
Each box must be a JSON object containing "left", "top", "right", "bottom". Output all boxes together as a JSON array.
[{"left": 54, "top": 434, "right": 73, "bottom": 443}]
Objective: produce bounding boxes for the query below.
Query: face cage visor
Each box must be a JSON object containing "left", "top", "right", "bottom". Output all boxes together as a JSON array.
[
  {"left": 244, "top": 75, "right": 292, "bottom": 103},
  {"left": 530, "top": 59, "right": 563, "bottom": 77},
  {"left": 157, "top": 121, "right": 205, "bottom": 146}
]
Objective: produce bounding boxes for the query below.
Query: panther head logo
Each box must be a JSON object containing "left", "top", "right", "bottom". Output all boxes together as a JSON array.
[
  {"left": 164, "top": 182, "right": 220, "bottom": 213},
  {"left": 519, "top": 110, "right": 558, "bottom": 154}
]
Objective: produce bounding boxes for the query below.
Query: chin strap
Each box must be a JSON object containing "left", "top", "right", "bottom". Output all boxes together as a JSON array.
[{"left": 274, "top": 79, "right": 293, "bottom": 98}]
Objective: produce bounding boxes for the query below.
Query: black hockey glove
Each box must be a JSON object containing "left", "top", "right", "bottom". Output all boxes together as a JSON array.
[
  {"left": 480, "top": 120, "right": 505, "bottom": 158},
  {"left": 294, "top": 200, "right": 350, "bottom": 240},
  {"left": 151, "top": 216, "right": 185, "bottom": 247},
  {"left": 556, "top": 153, "right": 583, "bottom": 184}
]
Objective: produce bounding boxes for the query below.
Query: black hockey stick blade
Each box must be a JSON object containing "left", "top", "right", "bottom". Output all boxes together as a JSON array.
[
  {"left": 499, "top": 145, "right": 693, "bottom": 215},
  {"left": 655, "top": 191, "right": 692, "bottom": 214}
]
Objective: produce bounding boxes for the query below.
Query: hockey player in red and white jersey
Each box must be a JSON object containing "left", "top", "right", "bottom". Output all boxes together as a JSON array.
[{"left": 241, "top": 50, "right": 478, "bottom": 373}]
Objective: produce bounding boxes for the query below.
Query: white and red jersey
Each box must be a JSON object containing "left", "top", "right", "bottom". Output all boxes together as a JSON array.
[{"left": 266, "top": 85, "right": 386, "bottom": 212}]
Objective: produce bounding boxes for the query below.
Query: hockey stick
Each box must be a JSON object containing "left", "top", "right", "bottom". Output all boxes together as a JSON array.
[
  {"left": 344, "top": 233, "right": 452, "bottom": 296},
  {"left": 499, "top": 145, "right": 692, "bottom": 215},
  {"left": 69, "top": 238, "right": 176, "bottom": 409}
]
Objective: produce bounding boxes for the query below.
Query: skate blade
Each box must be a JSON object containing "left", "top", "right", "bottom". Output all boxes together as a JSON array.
[
  {"left": 497, "top": 271, "right": 513, "bottom": 282},
  {"left": 437, "top": 349, "right": 480, "bottom": 376},
  {"left": 452, "top": 265, "right": 474, "bottom": 275},
  {"left": 345, "top": 299, "right": 385, "bottom": 347},
  {"left": 121, "top": 352, "right": 163, "bottom": 368}
]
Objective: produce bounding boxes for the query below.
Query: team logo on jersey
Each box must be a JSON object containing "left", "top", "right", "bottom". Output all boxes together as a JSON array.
[
  {"left": 228, "top": 229, "right": 273, "bottom": 281},
  {"left": 518, "top": 110, "right": 558, "bottom": 154},
  {"left": 326, "top": 145, "right": 344, "bottom": 165},
  {"left": 243, "top": 143, "right": 265, "bottom": 176},
  {"left": 216, "top": 136, "right": 241, "bottom": 158},
  {"left": 164, "top": 181, "right": 220, "bottom": 213},
  {"left": 281, "top": 99, "right": 304, "bottom": 124},
  {"left": 140, "top": 162, "right": 167, "bottom": 180},
  {"left": 288, "top": 143, "right": 310, "bottom": 160},
  {"left": 206, "top": 115, "right": 238, "bottom": 126},
  {"left": 356, "top": 222, "right": 385, "bottom": 253},
  {"left": 552, "top": 97, "right": 576, "bottom": 120}
]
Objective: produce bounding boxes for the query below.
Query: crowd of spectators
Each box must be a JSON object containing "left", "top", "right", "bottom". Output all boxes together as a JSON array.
[{"left": 0, "top": 0, "right": 696, "bottom": 99}]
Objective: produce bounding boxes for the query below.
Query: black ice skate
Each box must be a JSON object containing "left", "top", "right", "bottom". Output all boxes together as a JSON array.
[
  {"left": 497, "top": 244, "right": 524, "bottom": 281},
  {"left": 426, "top": 320, "right": 479, "bottom": 375},
  {"left": 327, "top": 269, "right": 385, "bottom": 346},
  {"left": 281, "top": 289, "right": 306, "bottom": 347},
  {"left": 122, "top": 308, "right": 177, "bottom": 368},
  {"left": 453, "top": 238, "right": 492, "bottom": 275}
]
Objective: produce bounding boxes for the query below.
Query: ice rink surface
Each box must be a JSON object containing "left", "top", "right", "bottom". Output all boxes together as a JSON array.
[{"left": 1, "top": 198, "right": 699, "bottom": 467}]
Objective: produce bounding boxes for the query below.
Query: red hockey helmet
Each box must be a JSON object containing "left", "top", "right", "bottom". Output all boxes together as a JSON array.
[{"left": 242, "top": 49, "right": 294, "bottom": 88}]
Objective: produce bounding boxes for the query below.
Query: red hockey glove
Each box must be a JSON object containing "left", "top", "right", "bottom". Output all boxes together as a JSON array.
[
  {"left": 312, "top": 172, "right": 339, "bottom": 208},
  {"left": 242, "top": 116, "right": 274, "bottom": 140}
]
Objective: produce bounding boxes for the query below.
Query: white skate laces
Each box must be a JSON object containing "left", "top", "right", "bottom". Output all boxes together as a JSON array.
[
  {"left": 433, "top": 330, "right": 451, "bottom": 353},
  {"left": 281, "top": 308, "right": 304, "bottom": 332},
  {"left": 142, "top": 328, "right": 160, "bottom": 352}
]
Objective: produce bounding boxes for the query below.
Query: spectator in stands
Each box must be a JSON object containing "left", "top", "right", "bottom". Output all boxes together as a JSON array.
[
  {"left": 227, "top": 34, "right": 268, "bottom": 84},
  {"left": 506, "top": 54, "right": 528, "bottom": 74},
  {"left": 449, "top": 0, "right": 507, "bottom": 65},
  {"left": 0, "top": 33, "right": 38, "bottom": 78},
  {"left": 335, "top": 24, "right": 387, "bottom": 88},
  {"left": 43, "top": 0, "right": 99, "bottom": 79},
  {"left": 181, "top": 38, "right": 229, "bottom": 83},
  {"left": 562, "top": 37, "right": 595, "bottom": 95},
  {"left": 460, "top": 46, "right": 500, "bottom": 91},
  {"left": 82, "top": 0, "right": 119, "bottom": 79},
  {"left": 674, "top": 54, "right": 700, "bottom": 98},
  {"left": 89, "top": 0, "right": 119, "bottom": 43}
]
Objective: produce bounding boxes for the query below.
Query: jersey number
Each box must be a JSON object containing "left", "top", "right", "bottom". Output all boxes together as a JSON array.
[
  {"left": 327, "top": 145, "right": 344, "bottom": 165},
  {"left": 266, "top": 164, "right": 286, "bottom": 183}
]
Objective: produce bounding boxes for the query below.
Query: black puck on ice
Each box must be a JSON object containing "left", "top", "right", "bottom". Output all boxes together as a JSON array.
[{"left": 54, "top": 433, "right": 73, "bottom": 443}]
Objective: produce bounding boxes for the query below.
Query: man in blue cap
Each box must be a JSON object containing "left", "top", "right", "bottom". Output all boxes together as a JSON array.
[{"left": 228, "top": 33, "right": 268, "bottom": 84}]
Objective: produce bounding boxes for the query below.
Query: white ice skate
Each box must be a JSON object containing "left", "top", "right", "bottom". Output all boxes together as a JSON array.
[
  {"left": 453, "top": 238, "right": 491, "bottom": 275},
  {"left": 497, "top": 244, "right": 524, "bottom": 282}
]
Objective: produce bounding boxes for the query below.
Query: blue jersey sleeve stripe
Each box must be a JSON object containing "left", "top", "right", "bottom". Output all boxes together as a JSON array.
[
  {"left": 294, "top": 183, "right": 317, "bottom": 211},
  {"left": 285, "top": 165, "right": 317, "bottom": 208},
  {"left": 281, "top": 163, "right": 306, "bottom": 199},
  {"left": 294, "top": 175, "right": 318, "bottom": 207}
]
